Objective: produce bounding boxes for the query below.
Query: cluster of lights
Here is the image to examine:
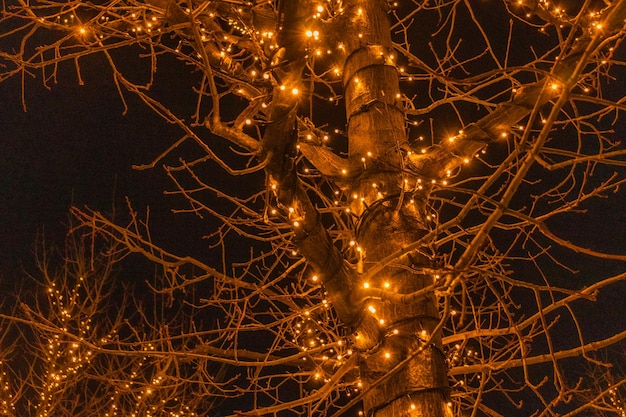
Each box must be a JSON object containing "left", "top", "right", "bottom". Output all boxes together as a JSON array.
[
  {"left": 289, "top": 308, "right": 368, "bottom": 397},
  {"left": 513, "top": 0, "right": 613, "bottom": 39},
  {"left": 607, "top": 386, "right": 625, "bottom": 417},
  {"left": 514, "top": 0, "right": 566, "bottom": 21},
  {"left": 0, "top": 364, "right": 15, "bottom": 414},
  {"left": 34, "top": 277, "right": 99, "bottom": 416},
  {"left": 9, "top": 271, "right": 198, "bottom": 417},
  {"left": 42, "top": 9, "right": 169, "bottom": 40},
  {"left": 103, "top": 344, "right": 197, "bottom": 417},
  {"left": 445, "top": 343, "right": 481, "bottom": 368}
]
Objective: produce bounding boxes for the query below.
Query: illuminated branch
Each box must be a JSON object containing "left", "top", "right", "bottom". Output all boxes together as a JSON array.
[{"left": 449, "top": 329, "right": 626, "bottom": 376}]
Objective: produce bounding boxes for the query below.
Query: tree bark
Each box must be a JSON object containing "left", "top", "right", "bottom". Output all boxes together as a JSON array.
[{"left": 340, "top": 1, "right": 450, "bottom": 415}]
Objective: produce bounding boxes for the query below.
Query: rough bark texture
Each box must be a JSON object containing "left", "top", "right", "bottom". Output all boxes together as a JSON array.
[
  {"left": 340, "top": 0, "right": 450, "bottom": 415},
  {"left": 356, "top": 201, "right": 449, "bottom": 417}
]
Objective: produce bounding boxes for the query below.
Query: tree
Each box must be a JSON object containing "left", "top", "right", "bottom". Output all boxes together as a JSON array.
[
  {"left": 1, "top": 0, "right": 625, "bottom": 416},
  {"left": 0, "top": 232, "right": 224, "bottom": 417}
]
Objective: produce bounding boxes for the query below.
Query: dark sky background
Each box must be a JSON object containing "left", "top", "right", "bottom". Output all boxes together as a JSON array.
[{"left": 0, "top": 56, "right": 181, "bottom": 281}]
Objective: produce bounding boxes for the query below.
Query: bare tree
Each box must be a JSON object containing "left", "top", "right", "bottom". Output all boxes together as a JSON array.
[
  {"left": 0, "top": 231, "right": 227, "bottom": 417},
  {"left": 1, "top": 0, "right": 626, "bottom": 416}
]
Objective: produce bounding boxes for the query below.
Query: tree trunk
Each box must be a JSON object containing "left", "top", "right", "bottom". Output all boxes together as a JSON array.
[
  {"left": 341, "top": 0, "right": 450, "bottom": 415},
  {"left": 355, "top": 202, "right": 450, "bottom": 417}
]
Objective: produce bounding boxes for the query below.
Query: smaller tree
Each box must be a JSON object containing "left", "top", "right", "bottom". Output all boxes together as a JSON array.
[{"left": 0, "top": 230, "right": 227, "bottom": 417}]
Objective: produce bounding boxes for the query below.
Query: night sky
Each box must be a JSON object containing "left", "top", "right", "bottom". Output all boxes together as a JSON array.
[{"left": 0, "top": 56, "right": 176, "bottom": 281}]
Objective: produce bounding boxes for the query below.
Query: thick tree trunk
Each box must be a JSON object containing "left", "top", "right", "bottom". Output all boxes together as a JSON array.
[
  {"left": 262, "top": 1, "right": 451, "bottom": 414},
  {"left": 355, "top": 202, "right": 449, "bottom": 417},
  {"left": 341, "top": 1, "right": 450, "bottom": 415}
]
